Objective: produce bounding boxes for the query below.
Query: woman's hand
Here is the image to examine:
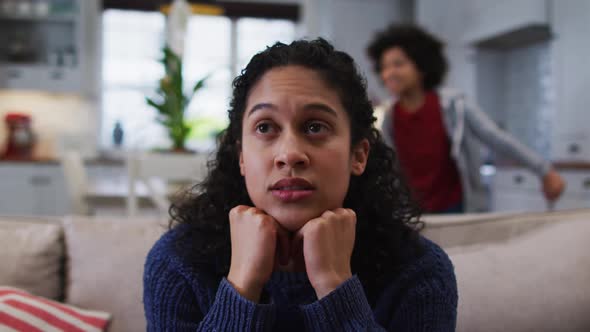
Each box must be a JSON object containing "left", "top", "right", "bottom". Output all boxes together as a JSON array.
[
  {"left": 293, "top": 208, "right": 357, "bottom": 299},
  {"left": 542, "top": 169, "right": 566, "bottom": 202},
  {"left": 227, "top": 205, "right": 290, "bottom": 303}
]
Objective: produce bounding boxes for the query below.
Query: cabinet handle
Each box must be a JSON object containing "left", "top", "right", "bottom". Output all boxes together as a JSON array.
[
  {"left": 50, "top": 71, "right": 64, "bottom": 80},
  {"left": 568, "top": 143, "right": 580, "bottom": 154},
  {"left": 6, "top": 69, "right": 22, "bottom": 79},
  {"left": 30, "top": 176, "right": 51, "bottom": 186},
  {"left": 514, "top": 174, "right": 524, "bottom": 185}
]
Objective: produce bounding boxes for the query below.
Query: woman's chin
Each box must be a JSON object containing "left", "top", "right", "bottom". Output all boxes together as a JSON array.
[
  {"left": 266, "top": 208, "right": 319, "bottom": 232},
  {"left": 274, "top": 216, "right": 309, "bottom": 233}
]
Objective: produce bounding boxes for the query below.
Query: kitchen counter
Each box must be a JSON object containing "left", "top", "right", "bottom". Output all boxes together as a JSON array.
[
  {"left": 493, "top": 160, "right": 590, "bottom": 171},
  {"left": 0, "top": 155, "right": 125, "bottom": 166}
]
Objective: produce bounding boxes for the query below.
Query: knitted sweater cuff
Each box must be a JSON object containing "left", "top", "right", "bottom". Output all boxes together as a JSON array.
[
  {"left": 201, "top": 278, "right": 275, "bottom": 331},
  {"left": 300, "top": 275, "right": 376, "bottom": 331}
]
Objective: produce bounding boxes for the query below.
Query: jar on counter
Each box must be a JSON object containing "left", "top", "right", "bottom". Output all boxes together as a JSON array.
[{"left": 2, "top": 113, "right": 36, "bottom": 160}]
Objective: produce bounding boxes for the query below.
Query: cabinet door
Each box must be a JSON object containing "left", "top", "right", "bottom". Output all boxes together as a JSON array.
[
  {"left": 492, "top": 168, "right": 546, "bottom": 212},
  {"left": 0, "top": 66, "right": 32, "bottom": 90},
  {"left": 492, "top": 168, "right": 590, "bottom": 212},
  {"left": 0, "top": 164, "right": 68, "bottom": 216},
  {"left": 551, "top": 0, "right": 590, "bottom": 160},
  {"left": 552, "top": 135, "right": 590, "bottom": 162},
  {"left": 29, "top": 173, "right": 58, "bottom": 216},
  {"left": 492, "top": 191, "right": 548, "bottom": 213},
  {"left": 0, "top": 65, "right": 81, "bottom": 93},
  {"left": 30, "top": 166, "right": 69, "bottom": 216},
  {"left": 0, "top": 0, "right": 100, "bottom": 96},
  {"left": 0, "top": 167, "right": 36, "bottom": 216},
  {"left": 556, "top": 171, "right": 590, "bottom": 210}
]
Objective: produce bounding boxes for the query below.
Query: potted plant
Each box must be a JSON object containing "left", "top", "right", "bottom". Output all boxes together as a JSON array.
[{"left": 146, "top": 46, "right": 208, "bottom": 152}]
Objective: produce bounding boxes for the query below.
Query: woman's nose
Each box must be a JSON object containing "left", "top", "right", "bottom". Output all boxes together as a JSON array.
[{"left": 274, "top": 132, "right": 310, "bottom": 170}]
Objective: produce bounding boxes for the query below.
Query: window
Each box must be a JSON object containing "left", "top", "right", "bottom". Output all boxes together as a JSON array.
[
  {"left": 101, "top": 10, "right": 296, "bottom": 151},
  {"left": 236, "top": 18, "right": 298, "bottom": 70}
]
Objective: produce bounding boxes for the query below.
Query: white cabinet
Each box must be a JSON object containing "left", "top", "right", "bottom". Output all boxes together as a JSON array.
[
  {"left": 550, "top": 0, "right": 590, "bottom": 161},
  {"left": 463, "top": 0, "right": 550, "bottom": 45},
  {"left": 492, "top": 168, "right": 546, "bottom": 213},
  {"left": 0, "top": 163, "right": 69, "bottom": 216},
  {"left": 491, "top": 168, "right": 590, "bottom": 213},
  {"left": 0, "top": 0, "right": 101, "bottom": 96}
]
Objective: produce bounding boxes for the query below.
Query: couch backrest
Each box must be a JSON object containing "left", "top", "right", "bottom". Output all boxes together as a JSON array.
[
  {"left": 422, "top": 209, "right": 589, "bottom": 249},
  {"left": 448, "top": 210, "right": 590, "bottom": 331},
  {"left": 3, "top": 209, "right": 590, "bottom": 332},
  {"left": 62, "top": 216, "right": 166, "bottom": 332},
  {"left": 0, "top": 217, "right": 64, "bottom": 301}
]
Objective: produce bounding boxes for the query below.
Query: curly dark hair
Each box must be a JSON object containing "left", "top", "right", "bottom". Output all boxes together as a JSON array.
[
  {"left": 170, "top": 38, "right": 423, "bottom": 305},
  {"left": 367, "top": 24, "right": 448, "bottom": 90}
]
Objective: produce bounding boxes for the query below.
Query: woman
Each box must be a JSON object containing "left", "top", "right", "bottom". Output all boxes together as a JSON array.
[
  {"left": 144, "top": 39, "right": 457, "bottom": 331},
  {"left": 367, "top": 24, "right": 565, "bottom": 213}
]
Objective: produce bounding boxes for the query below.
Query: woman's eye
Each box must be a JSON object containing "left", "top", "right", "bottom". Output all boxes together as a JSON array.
[
  {"left": 305, "top": 122, "right": 328, "bottom": 134},
  {"left": 255, "top": 122, "right": 275, "bottom": 134}
]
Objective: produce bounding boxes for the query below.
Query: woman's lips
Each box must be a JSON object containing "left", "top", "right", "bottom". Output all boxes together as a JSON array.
[
  {"left": 270, "top": 178, "right": 315, "bottom": 202},
  {"left": 271, "top": 189, "right": 314, "bottom": 202}
]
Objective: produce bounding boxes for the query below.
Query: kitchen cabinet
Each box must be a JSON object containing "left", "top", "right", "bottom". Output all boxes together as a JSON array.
[
  {"left": 0, "top": 163, "right": 69, "bottom": 216},
  {"left": 0, "top": 0, "right": 101, "bottom": 96},
  {"left": 462, "top": 0, "right": 550, "bottom": 46},
  {"left": 550, "top": 0, "right": 590, "bottom": 161},
  {"left": 491, "top": 168, "right": 590, "bottom": 213}
]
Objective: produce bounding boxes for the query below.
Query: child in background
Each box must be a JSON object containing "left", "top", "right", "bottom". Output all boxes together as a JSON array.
[{"left": 368, "top": 24, "right": 565, "bottom": 213}]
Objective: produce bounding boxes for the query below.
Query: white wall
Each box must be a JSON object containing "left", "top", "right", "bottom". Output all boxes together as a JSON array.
[
  {"left": 415, "top": 0, "right": 477, "bottom": 98},
  {"left": 0, "top": 91, "right": 97, "bottom": 158},
  {"left": 302, "top": 0, "right": 414, "bottom": 103}
]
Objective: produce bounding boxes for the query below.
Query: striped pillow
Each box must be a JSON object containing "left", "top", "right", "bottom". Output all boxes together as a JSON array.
[{"left": 0, "top": 287, "right": 111, "bottom": 332}]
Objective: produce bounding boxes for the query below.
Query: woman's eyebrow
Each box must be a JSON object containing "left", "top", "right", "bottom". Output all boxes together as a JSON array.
[
  {"left": 302, "top": 103, "right": 338, "bottom": 117},
  {"left": 247, "top": 102, "right": 338, "bottom": 118},
  {"left": 248, "top": 103, "right": 277, "bottom": 117}
]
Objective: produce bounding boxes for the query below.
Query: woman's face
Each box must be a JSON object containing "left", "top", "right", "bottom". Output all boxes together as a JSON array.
[
  {"left": 239, "top": 65, "right": 369, "bottom": 232},
  {"left": 379, "top": 46, "right": 423, "bottom": 96}
]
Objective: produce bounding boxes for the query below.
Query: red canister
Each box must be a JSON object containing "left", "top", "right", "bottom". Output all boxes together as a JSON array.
[{"left": 2, "top": 113, "right": 36, "bottom": 160}]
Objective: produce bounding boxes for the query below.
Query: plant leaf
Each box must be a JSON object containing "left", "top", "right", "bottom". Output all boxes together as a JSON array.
[
  {"left": 192, "top": 73, "right": 211, "bottom": 93},
  {"left": 146, "top": 97, "right": 164, "bottom": 112}
]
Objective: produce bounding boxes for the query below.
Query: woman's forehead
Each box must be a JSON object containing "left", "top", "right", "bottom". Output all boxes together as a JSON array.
[{"left": 246, "top": 65, "right": 344, "bottom": 115}]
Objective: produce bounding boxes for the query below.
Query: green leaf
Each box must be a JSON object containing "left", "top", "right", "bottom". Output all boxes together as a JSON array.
[
  {"left": 146, "top": 97, "right": 164, "bottom": 112},
  {"left": 192, "top": 73, "right": 211, "bottom": 93},
  {"left": 148, "top": 45, "right": 219, "bottom": 150}
]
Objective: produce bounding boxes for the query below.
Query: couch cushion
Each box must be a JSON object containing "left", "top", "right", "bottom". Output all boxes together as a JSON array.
[
  {"left": 451, "top": 210, "right": 590, "bottom": 332},
  {"left": 63, "top": 216, "right": 166, "bottom": 332},
  {"left": 0, "top": 217, "right": 63, "bottom": 301},
  {"left": 422, "top": 209, "right": 586, "bottom": 249},
  {"left": 0, "top": 286, "right": 111, "bottom": 331}
]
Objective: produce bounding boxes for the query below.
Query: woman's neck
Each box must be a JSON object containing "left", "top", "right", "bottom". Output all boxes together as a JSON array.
[{"left": 399, "top": 88, "right": 426, "bottom": 113}]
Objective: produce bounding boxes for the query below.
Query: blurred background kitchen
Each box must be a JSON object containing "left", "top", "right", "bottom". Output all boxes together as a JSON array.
[{"left": 0, "top": 0, "right": 589, "bottom": 217}]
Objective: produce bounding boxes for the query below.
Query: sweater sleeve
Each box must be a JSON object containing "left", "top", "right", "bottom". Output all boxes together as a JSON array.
[
  {"left": 300, "top": 275, "right": 457, "bottom": 332},
  {"left": 143, "top": 254, "right": 276, "bottom": 331},
  {"left": 388, "top": 276, "right": 457, "bottom": 332},
  {"left": 464, "top": 98, "right": 551, "bottom": 177},
  {"left": 300, "top": 275, "right": 384, "bottom": 331}
]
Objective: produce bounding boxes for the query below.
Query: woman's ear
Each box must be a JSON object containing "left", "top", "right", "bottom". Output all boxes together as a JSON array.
[
  {"left": 237, "top": 140, "right": 245, "bottom": 176},
  {"left": 351, "top": 139, "right": 370, "bottom": 176}
]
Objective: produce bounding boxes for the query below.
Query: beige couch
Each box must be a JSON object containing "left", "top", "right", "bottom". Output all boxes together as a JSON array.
[{"left": 1, "top": 209, "right": 590, "bottom": 332}]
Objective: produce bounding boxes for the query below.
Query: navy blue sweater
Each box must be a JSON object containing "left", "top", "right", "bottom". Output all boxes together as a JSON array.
[{"left": 143, "top": 226, "right": 458, "bottom": 331}]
